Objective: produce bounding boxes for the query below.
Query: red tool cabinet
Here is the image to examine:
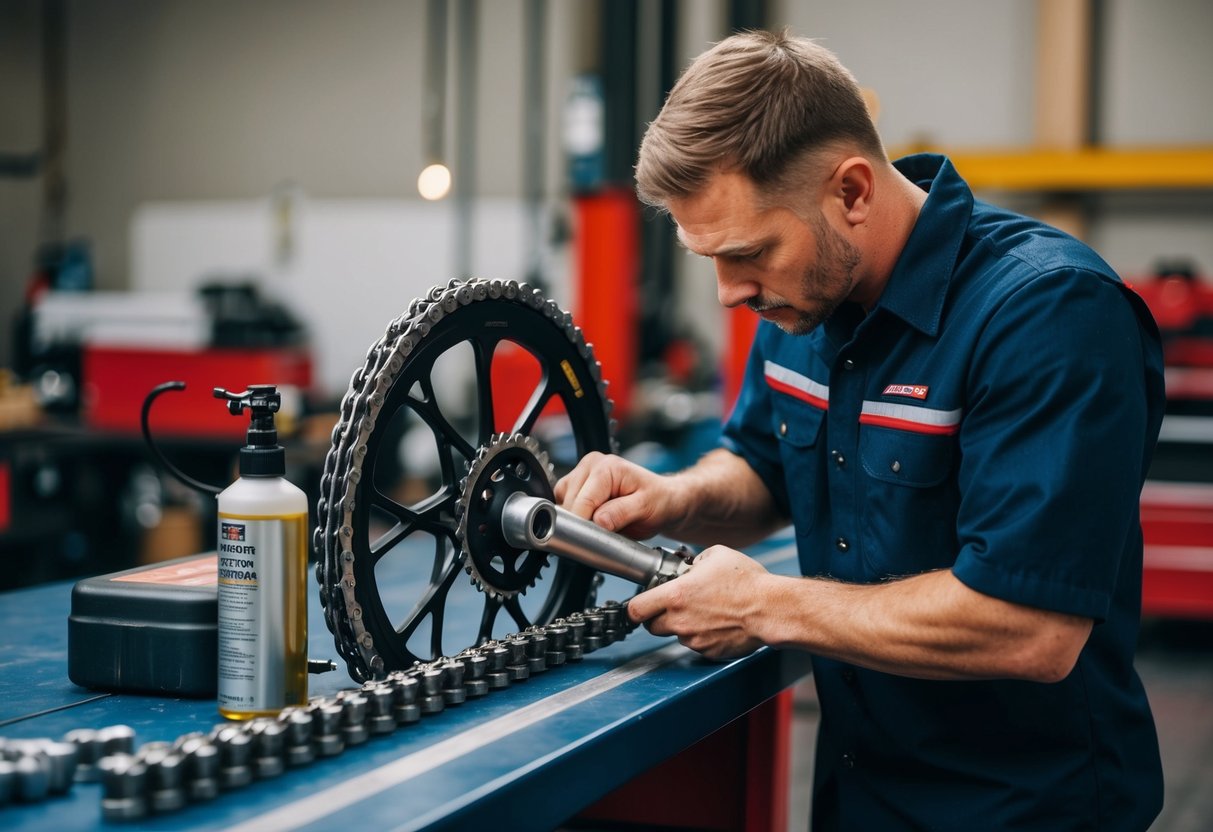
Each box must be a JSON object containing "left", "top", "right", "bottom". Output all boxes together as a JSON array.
[{"left": 1133, "top": 271, "right": 1213, "bottom": 620}]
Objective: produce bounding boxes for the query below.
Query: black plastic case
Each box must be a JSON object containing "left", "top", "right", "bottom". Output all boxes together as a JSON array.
[{"left": 68, "top": 553, "right": 218, "bottom": 697}]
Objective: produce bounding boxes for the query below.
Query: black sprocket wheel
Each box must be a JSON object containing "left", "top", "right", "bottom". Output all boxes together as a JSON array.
[{"left": 314, "top": 279, "right": 616, "bottom": 681}]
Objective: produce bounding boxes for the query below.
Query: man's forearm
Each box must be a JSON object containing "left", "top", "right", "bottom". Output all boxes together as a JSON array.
[{"left": 754, "top": 568, "right": 1093, "bottom": 682}]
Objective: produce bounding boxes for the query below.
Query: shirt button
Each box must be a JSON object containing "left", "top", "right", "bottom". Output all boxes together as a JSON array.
[
  {"left": 842, "top": 752, "right": 856, "bottom": 769},
  {"left": 890, "top": 460, "right": 901, "bottom": 473},
  {"left": 842, "top": 359, "right": 855, "bottom": 371},
  {"left": 830, "top": 449, "right": 846, "bottom": 467},
  {"left": 841, "top": 668, "right": 856, "bottom": 684},
  {"left": 835, "top": 537, "right": 850, "bottom": 552},
  {"left": 779, "top": 422, "right": 788, "bottom": 436}
]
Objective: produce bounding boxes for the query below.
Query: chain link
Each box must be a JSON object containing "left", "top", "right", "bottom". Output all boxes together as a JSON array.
[{"left": 64, "top": 603, "right": 640, "bottom": 821}]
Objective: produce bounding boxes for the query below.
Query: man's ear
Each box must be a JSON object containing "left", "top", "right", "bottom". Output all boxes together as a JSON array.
[{"left": 830, "top": 157, "right": 875, "bottom": 226}]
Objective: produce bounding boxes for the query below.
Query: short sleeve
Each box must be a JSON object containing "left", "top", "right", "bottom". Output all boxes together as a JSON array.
[
  {"left": 721, "top": 326, "right": 790, "bottom": 517},
  {"left": 951, "top": 269, "right": 1163, "bottom": 620}
]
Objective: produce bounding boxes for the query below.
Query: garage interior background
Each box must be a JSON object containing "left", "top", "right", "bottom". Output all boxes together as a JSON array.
[
  {"left": 0, "top": 1, "right": 1211, "bottom": 828},
  {"left": 2, "top": 0, "right": 1211, "bottom": 390}
]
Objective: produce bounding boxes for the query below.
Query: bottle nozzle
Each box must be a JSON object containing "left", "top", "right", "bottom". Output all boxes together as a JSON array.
[
  {"left": 214, "top": 385, "right": 282, "bottom": 418},
  {"left": 215, "top": 385, "right": 286, "bottom": 477}
]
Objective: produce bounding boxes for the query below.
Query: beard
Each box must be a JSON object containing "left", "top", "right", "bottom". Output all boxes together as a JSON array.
[{"left": 746, "top": 213, "right": 861, "bottom": 336}]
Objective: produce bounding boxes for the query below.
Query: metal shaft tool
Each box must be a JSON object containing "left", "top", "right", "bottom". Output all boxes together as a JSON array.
[{"left": 499, "top": 493, "right": 693, "bottom": 589}]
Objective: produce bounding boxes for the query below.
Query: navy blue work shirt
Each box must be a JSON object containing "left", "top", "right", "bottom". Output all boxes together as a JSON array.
[{"left": 722, "top": 155, "right": 1166, "bottom": 831}]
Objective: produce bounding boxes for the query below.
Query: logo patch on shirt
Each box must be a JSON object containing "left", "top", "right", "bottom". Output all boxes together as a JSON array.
[{"left": 882, "top": 384, "right": 929, "bottom": 400}]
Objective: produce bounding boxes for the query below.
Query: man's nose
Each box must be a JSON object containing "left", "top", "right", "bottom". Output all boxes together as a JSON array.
[{"left": 716, "top": 262, "right": 757, "bottom": 309}]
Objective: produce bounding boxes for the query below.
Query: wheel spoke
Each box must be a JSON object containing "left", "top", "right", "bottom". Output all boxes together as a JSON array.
[
  {"left": 394, "top": 537, "right": 461, "bottom": 656},
  {"left": 428, "top": 535, "right": 450, "bottom": 656},
  {"left": 409, "top": 376, "right": 477, "bottom": 478},
  {"left": 471, "top": 337, "right": 499, "bottom": 444},
  {"left": 477, "top": 595, "right": 503, "bottom": 643},
  {"left": 369, "top": 520, "right": 410, "bottom": 562},
  {"left": 503, "top": 595, "right": 532, "bottom": 631},
  {"left": 369, "top": 486, "right": 457, "bottom": 556},
  {"left": 512, "top": 377, "right": 557, "bottom": 436}
]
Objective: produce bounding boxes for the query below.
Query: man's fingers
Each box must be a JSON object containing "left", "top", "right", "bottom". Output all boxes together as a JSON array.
[
  {"left": 566, "top": 461, "right": 630, "bottom": 525},
  {"left": 554, "top": 452, "right": 599, "bottom": 505},
  {"left": 557, "top": 455, "right": 619, "bottom": 521},
  {"left": 568, "top": 477, "right": 615, "bottom": 523},
  {"left": 556, "top": 453, "right": 666, "bottom": 537},
  {"left": 625, "top": 584, "right": 668, "bottom": 624},
  {"left": 592, "top": 491, "right": 655, "bottom": 536}
]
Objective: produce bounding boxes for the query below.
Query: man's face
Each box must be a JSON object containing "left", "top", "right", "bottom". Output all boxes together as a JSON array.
[{"left": 668, "top": 170, "right": 862, "bottom": 335}]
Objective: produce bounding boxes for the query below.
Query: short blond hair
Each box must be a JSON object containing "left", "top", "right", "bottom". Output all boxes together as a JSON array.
[{"left": 636, "top": 29, "right": 885, "bottom": 208}]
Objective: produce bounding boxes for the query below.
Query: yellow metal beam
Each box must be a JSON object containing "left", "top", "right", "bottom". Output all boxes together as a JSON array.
[{"left": 900, "top": 147, "right": 1213, "bottom": 191}]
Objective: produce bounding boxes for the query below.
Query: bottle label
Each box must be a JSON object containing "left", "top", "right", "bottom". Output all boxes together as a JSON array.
[{"left": 217, "top": 514, "right": 303, "bottom": 712}]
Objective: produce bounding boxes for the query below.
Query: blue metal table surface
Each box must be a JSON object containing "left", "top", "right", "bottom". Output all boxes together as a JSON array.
[{"left": 0, "top": 535, "right": 810, "bottom": 831}]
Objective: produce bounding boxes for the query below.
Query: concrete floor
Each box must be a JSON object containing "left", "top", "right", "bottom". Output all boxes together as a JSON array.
[{"left": 787, "top": 619, "right": 1213, "bottom": 831}]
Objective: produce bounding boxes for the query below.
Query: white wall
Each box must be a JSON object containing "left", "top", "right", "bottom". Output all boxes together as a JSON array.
[
  {"left": 774, "top": 0, "right": 1038, "bottom": 149},
  {"left": 1088, "top": 0, "right": 1213, "bottom": 275},
  {"left": 129, "top": 196, "right": 572, "bottom": 395}
]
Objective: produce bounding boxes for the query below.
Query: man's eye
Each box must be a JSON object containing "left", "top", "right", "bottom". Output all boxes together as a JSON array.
[{"left": 741, "top": 249, "right": 764, "bottom": 261}]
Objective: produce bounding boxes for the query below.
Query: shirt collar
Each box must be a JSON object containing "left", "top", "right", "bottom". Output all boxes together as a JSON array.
[{"left": 874, "top": 154, "right": 974, "bottom": 337}]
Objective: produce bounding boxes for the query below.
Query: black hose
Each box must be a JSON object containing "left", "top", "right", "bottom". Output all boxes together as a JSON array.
[{"left": 140, "top": 381, "right": 223, "bottom": 496}]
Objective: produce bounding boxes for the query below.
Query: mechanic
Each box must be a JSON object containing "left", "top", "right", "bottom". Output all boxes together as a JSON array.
[{"left": 555, "top": 29, "right": 1166, "bottom": 831}]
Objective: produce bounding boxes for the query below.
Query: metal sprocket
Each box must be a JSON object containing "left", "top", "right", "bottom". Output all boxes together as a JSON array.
[
  {"left": 314, "top": 278, "right": 617, "bottom": 682},
  {"left": 457, "top": 433, "right": 557, "bottom": 601}
]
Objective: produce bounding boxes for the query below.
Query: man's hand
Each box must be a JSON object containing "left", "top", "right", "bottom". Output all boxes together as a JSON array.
[
  {"left": 554, "top": 451, "right": 685, "bottom": 540},
  {"left": 627, "top": 546, "right": 772, "bottom": 660},
  {"left": 556, "top": 448, "right": 785, "bottom": 548}
]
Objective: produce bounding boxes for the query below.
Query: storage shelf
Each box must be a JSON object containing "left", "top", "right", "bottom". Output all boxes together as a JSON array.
[{"left": 898, "top": 146, "right": 1213, "bottom": 191}]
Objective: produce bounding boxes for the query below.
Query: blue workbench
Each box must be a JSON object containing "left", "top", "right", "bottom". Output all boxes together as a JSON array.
[{"left": 0, "top": 536, "right": 810, "bottom": 831}]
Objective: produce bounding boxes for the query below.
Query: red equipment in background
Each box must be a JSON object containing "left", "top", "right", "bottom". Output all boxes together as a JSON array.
[
  {"left": 1132, "top": 268, "right": 1213, "bottom": 620},
  {"left": 486, "top": 189, "right": 642, "bottom": 438},
  {"left": 1139, "top": 482, "right": 1213, "bottom": 618},
  {"left": 572, "top": 189, "right": 639, "bottom": 421},
  {"left": 83, "top": 345, "right": 312, "bottom": 440},
  {"left": 724, "top": 305, "right": 760, "bottom": 413}
]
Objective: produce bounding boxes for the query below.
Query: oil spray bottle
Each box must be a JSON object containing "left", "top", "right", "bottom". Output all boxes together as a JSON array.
[{"left": 214, "top": 385, "right": 308, "bottom": 719}]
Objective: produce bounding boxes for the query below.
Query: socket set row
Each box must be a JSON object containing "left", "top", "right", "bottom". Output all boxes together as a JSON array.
[{"left": 2, "top": 602, "right": 631, "bottom": 822}]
